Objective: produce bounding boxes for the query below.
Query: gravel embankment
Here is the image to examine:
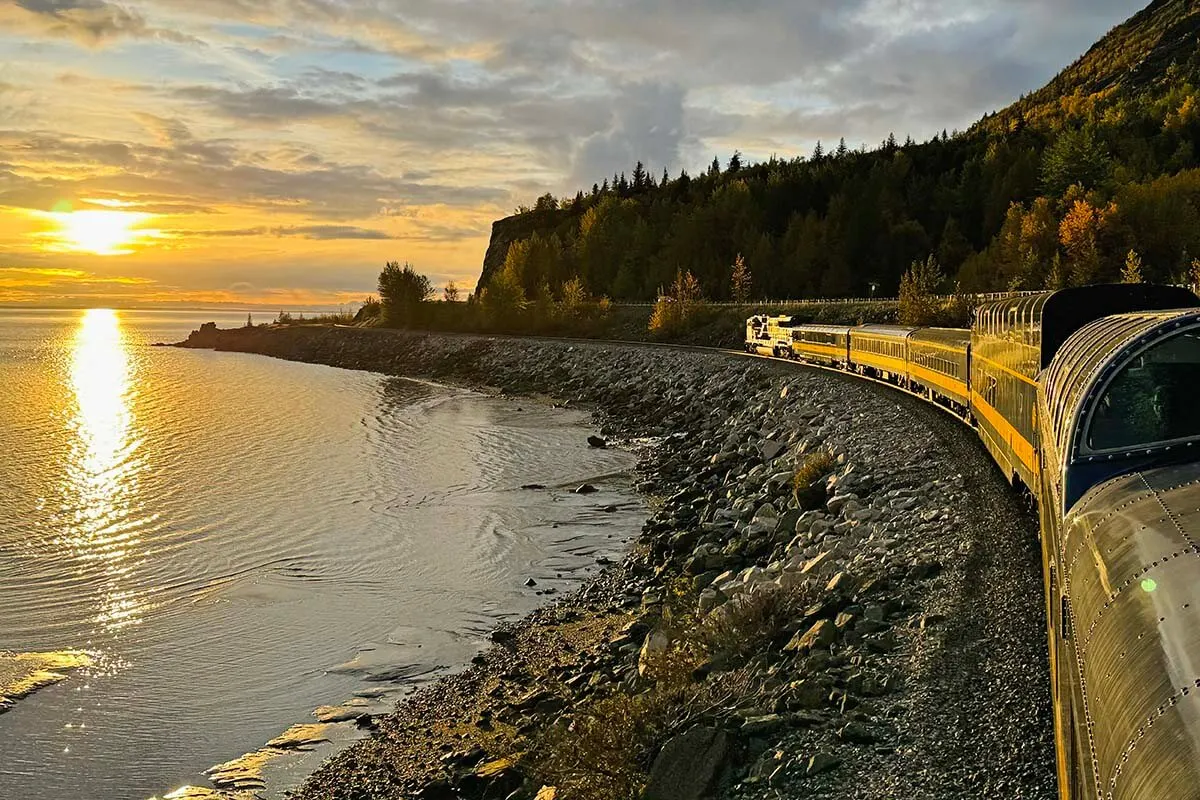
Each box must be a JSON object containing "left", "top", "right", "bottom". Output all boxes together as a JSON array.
[{"left": 177, "top": 325, "right": 1056, "bottom": 800}]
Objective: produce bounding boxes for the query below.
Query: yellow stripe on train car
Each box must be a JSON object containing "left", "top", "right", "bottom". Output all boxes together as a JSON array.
[
  {"left": 970, "top": 389, "right": 1040, "bottom": 476},
  {"left": 909, "top": 363, "right": 968, "bottom": 401},
  {"left": 973, "top": 353, "right": 1040, "bottom": 388},
  {"left": 852, "top": 352, "right": 908, "bottom": 374},
  {"left": 793, "top": 342, "right": 845, "bottom": 358}
]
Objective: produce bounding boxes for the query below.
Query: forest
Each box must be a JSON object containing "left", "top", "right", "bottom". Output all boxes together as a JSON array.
[{"left": 476, "top": 0, "right": 1200, "bottom": 304}]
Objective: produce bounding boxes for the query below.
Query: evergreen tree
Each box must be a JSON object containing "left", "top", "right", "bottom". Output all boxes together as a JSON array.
[
  {"left": 709, "top": 156, "right": 721, "bottom": 177},
  {"left": 728, "top": 150, "right": 743, "bottom": 172},
  {"left": 812, "top": 140, "right": 824, "bottom": 161},
  {"left": 632, "top": 161, "right": 647, "bottom": 191}
]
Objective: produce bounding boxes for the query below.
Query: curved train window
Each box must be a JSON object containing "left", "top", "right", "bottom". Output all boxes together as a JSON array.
[{"left": 1087, "top": 327, "right": 1200, "bottom": 452}]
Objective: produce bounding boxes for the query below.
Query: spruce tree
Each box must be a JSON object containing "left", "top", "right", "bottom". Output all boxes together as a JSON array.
[{"left": 632, "top": 161, "right": 647, "bottom": 191}]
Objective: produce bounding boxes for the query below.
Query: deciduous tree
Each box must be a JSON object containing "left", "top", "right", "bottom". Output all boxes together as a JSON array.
[
  {"left": 378, "top": 261, "right": 434, "bottom": 327},
  {"left": 730, "top": 253, "right": 751, "bottom": 303}
]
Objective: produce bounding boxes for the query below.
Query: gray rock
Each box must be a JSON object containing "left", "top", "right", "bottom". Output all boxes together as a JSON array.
[
  {"left": 643, "top": 726, "right": 731, "bottom": 800},
  {"left": 760, "top": 440, "right": 785, "bottom": 461},
  {"left": 805, "top": 751, "right": 842, "bottom": 776},
  {"left": 839, "top": 720, "right": 882, "bottom": 744},
  {"left": 740, "top": 713, "right": 787, "bottom": 737}
]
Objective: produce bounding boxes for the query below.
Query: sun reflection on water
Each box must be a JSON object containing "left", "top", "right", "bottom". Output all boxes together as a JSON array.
[{"left": 64, "top": 309, "right": 147, "bottom": 632}]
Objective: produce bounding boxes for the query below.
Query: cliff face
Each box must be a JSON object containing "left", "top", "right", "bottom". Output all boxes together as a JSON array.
[{"left": 477, "top": 207, "right": 567, "bottom": 292}]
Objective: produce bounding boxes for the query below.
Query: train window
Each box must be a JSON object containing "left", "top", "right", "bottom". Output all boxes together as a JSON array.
[{"left": 1087, "top": 328, "right": 1200, "bottom": 452}]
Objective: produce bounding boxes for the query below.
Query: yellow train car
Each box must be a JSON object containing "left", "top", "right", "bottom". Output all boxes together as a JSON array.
[
  {"left": 907, "top": 327, "right": 970, "bottom": 412},
  {"left": 789, "top": 324, "right": 851, "bottom": 367},
  {"left": 971, "top": 295, "right": 1044, "bottom": 489},
  {"left": 849, "top": 325, "right": 915, "bottom": 385}
]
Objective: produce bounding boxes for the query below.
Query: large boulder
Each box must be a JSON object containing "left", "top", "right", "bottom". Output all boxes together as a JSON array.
[{"left": 642, "top": 726, "right": 731, "bottom": 800}]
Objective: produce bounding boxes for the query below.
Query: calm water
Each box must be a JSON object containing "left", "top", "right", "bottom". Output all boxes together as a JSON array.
[{"left": 0, "top": 309, "right": 642, "bottom": 800}]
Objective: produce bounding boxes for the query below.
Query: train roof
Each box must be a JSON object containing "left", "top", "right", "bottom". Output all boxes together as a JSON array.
[
  {"left": 909, "top": 327, "right": 970, "bottom": 344},
  {"left": 852, "top": 324, "right": 918, "bottom": 338},
  {"left": 974, "top": 284, "right": 1199, "bottom": 370},
  {"left": 792, "top": 323, "right": 853, "bottom": 333},
  {"left": 1043, "top": 307, "right": 1200, "bottom": 473}
]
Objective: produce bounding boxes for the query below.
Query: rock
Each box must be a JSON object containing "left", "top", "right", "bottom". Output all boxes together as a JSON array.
[
  {"left": 458, "top": 757, "right": 523, "bottom": 798},
  {"left": 740, "top": 713, "right": 787, "bottom": 737},
  {"left": 805, "top": 751, "right": 842, "bottom": 776},
  {"left": 524, "top": 578, "right": 538, "bottom": 587},
  {"left": 787, "top": 679, "right": 828, "bottom": 709},
  {"left": 521, "top": 484, "right": 547, "bottom": 490},
  {"left": 800, "top": 552, "right": 832, "bottom": 574},
  {"left": 313, "top": 705, "right": 371, "bottom": 723},
  {"left": 839, "top": 721, "right": 882, "bottom": 744},
  {"left": 416, "top": 779, "right": 457, "bottom": 799},
  {"left": 587, "top": 436, "right": 608, "bottom": 448},
  {"left": 825, "top": 572, "right": 854, "bottom": 595},
  {"left": 642, "top": 726, "right": 731, "bottom": 800},
  {"left": 575, "top": 484, "right": 599, "bottom": 494},
  {"left": 827, "top": 494, "right": 858, "bottom": 515},
  {"left": 784, "top": 619, "right": 836, "bottom": 653},
  {"left": 638, "top": 629, "right": 671, "bottom": 676},
  {"left": 760, "top": 440, "right": 785, "bottom": 461}
]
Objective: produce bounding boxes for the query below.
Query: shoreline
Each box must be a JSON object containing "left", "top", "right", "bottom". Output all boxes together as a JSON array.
[{"left": 176, "top": 325, "right": 1057, "bottom": 800}]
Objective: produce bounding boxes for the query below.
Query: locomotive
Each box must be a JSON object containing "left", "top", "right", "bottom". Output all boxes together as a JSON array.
[{"left": 746, "top": 285, "right": 1200, "bottom": 800}]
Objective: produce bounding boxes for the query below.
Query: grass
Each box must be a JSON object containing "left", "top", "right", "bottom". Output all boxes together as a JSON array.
[
  {"left": 696, "top": 582, "right": 819, "bottom": 662},
  {"left": 524, "top": 579, "right": 818, "bottom": 799},
  {"left": 793, "top": 450, "right": 837, "bottom": 510}
]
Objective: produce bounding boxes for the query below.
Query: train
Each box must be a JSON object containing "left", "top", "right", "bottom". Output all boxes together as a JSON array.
[{"left": 745, "top": 285, "right": 1200, "bottom": 800}]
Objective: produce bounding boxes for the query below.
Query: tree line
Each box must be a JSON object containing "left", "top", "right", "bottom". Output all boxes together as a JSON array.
[{"left": 482, "top": 63, "right": 1200, "bottom": 304}]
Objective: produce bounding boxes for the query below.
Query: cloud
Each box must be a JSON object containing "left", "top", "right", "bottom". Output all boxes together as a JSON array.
[
  {"left": 0, "top": 0, "right": 1149, "bottom": 306},
  {"left": 0, "top": 265, "right": 153, "bottom": 289},
  {"left": 13, "top": 0, "right": 148, "bottom": 42},
  {"left": 173, "top": 85, "right": 345, "bottom": 124},
  {"left": 5, "top": 0, "right": 201, "bottom": 45},
  {"left": 174, "top": 224, "right": 395, "bottom": 240}
]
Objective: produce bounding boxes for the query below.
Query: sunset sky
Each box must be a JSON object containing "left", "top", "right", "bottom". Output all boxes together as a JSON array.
[{"left": 0, "top": 0, "right": 1141, "bottom": 308}]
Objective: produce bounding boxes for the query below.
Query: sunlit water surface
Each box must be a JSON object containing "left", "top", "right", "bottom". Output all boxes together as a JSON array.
[{"left": 0, "top": 309, "right": 643, "bottom": 800}]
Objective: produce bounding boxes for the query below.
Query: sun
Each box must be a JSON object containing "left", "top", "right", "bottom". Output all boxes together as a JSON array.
[{"left": 44, "top": 210, "right": 159, "bottom": 256}]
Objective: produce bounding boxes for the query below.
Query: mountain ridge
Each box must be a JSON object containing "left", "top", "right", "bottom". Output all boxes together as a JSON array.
[{"left": 477, "top": 0, "right": 1200, "bottom": 300}]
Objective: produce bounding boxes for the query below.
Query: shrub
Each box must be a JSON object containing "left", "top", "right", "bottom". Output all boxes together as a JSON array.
[
  {"left": 526, "top": 655, "right": 756, "bottom": 800},
  {"left": 648, "top": 270, "right": 704, "bottom": 336},
  {"left": 793, "top": 449, "right": 837, "bottom": 510},
  {"left": 697, "top": 582, "right": 817, "bottom": 661}
]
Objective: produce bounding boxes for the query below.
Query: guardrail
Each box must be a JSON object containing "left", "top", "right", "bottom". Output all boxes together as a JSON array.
[{"left": 612, "top": 291, "right": 1040, "bottom": 309}]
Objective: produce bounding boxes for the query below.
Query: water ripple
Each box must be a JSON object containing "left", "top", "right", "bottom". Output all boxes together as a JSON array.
[{"left": 0, "top": 309, "right": 644, "bottom": 800}]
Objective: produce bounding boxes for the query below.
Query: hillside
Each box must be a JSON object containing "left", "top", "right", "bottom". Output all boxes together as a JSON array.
[{"left": 477, "top": 0, "right": 1200, "bottom": 302}]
